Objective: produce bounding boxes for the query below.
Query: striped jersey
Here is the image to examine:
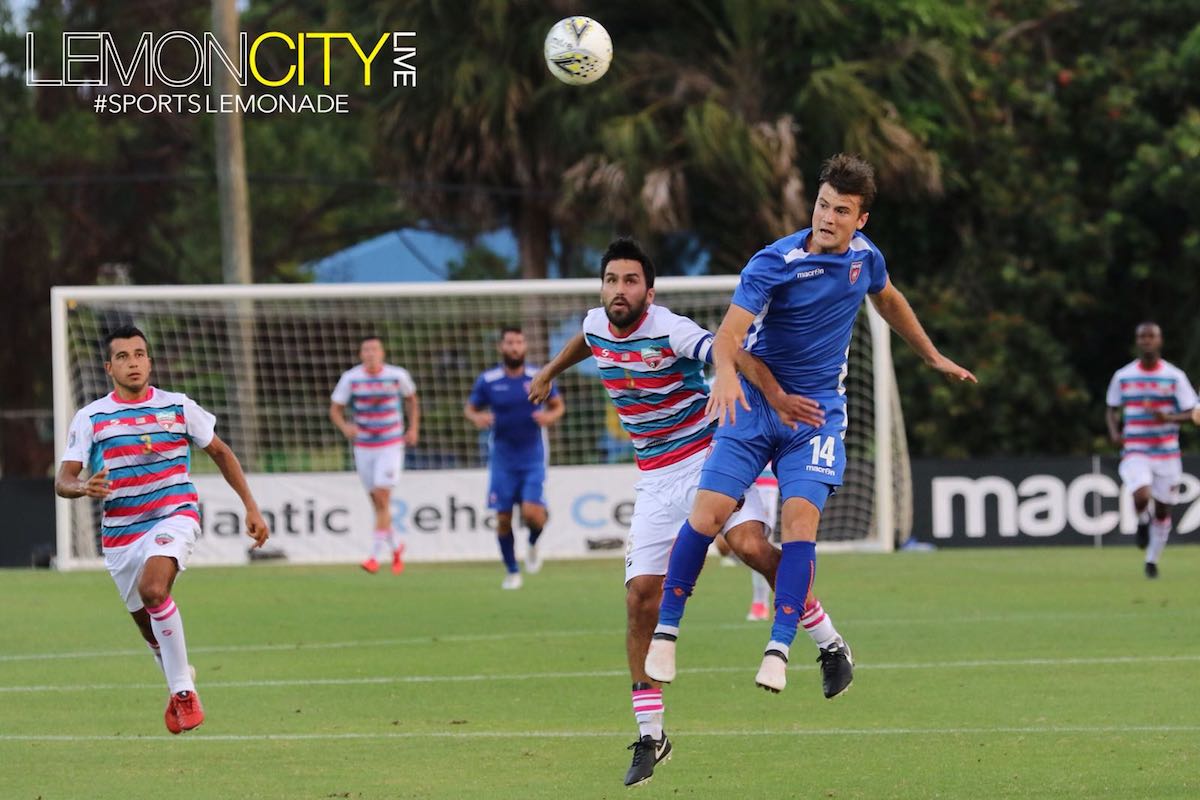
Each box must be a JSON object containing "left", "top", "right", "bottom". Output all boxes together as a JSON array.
[
  {"left": 331, "top": 364, "right": 417, "bottom": 449},
  {"left": 62, "top": 387, "right": 215, "bottom": 550},
  {"left": 1105, "top": 359, "right": 1196, "bottom": 460},
  {"left": 583, "top": 304, "right": 715, "bottom": 471}
]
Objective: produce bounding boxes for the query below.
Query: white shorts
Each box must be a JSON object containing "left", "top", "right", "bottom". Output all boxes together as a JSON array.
[
  {"left": 1119, "top": 455, "right": 1182, "bottom": 505},
  {"left": 104, "top": 515, "right": 199, "bottom": 612},
  {"left": 354, "top": 444, "right": 404, "bottom": 490},
  {"left": 625, "top": 451, "right": 771, "bottom": 583}
]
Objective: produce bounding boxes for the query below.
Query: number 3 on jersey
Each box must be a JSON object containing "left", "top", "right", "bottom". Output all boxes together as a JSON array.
[{"left": 809, "top": 434, "right": 836, "bottom": 467}]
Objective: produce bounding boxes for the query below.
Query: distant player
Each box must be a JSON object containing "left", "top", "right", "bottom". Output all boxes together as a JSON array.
[
  {"left": 1105, "top": 322, "right": 1196, "bottom": 578},
  {"left": 330, "top": 335, "right": 420, "bottom": 574},
  {"left": 645, "top": 154, "right": 976, "bottom": 695},
  {"left": 465, "top": 326, "right": 565, "bottom": 589},
  {"left": 55, "top": 325, "right": 269, "bottom": 734},
  {"left": 530, "top": 238, "right": 848, "bottom": 787}
]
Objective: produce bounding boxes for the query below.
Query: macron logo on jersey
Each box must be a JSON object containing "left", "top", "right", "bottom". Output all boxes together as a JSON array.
[{"left": 797, "top": 267, "right": 825, "bottom": 280}]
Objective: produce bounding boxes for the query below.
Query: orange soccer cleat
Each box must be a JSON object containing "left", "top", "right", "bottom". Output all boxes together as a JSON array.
[
  {"left": 746, "top": 601, "right": 770, "bottom": 621},
  {"left": 391, "top": 543, "right": 405, "bottom": 575},
  {"left": 167, "top": 690, "right": 205, "bottom": 733},
  {"left": 361, "top": 557, "right": 379, "bottom": 574}
]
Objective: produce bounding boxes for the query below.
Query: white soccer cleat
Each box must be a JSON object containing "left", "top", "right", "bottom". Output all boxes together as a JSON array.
[
  {"left": 644, "top": 636, "right": 677, "bottom": 683},
  {"left": 501, "top": 572, "right": 523, "bottom": 590},
  {"left": 525, "top": 544, "right": 543, "bottom": 574},
  {"left": 755, "top": 650, "right": 788, "bottom": 693}
]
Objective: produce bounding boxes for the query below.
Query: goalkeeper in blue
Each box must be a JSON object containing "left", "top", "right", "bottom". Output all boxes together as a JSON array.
[{"left": 644, "top": 154, "right": 977, "bottom": 693}]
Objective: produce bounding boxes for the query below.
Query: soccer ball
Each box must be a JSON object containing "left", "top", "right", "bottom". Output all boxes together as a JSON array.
[{"left": 544, "top": 17, "right": 612, "bottom": 86}]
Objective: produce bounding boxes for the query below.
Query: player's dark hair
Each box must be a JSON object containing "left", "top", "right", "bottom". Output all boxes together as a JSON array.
[
  {"left": 600, "top": 237, "right": 656, "bottom": 288},
  {"left": 360, "top": 334, "right": 383, "bottom": 347},
  {"left": 818, "top": 153, "right": 877, "bottom": 213},
  {"left": 103, "top": 325, "right": 149, "bottom": 359},
  {"left": 499, "top": 325, "right": 523, "bottom": 339}
]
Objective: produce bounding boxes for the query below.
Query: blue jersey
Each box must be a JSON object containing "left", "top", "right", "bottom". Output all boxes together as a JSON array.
[
  {"left": 469, "top": 365, "right": 558, "bottom": 459},
  {"left": 732, "top": 228, "right": 888, "bottom": 398}
]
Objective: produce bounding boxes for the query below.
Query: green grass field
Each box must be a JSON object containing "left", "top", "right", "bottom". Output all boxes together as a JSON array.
[{"left": 3, "top": 547, "right": 1199, "bottom": 799}]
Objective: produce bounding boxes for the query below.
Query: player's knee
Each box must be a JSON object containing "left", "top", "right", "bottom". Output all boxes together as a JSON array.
[
  {"left": 496, "top": 514, "right": 513, "bottom": 536},
  {"left": 625, "top": 578, "right": 661, "bottom": 619},
  {"left": 137, "top": 577, "right": 170, "bottom": 609}
]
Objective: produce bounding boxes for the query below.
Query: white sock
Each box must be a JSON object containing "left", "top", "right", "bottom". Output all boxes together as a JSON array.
[
  {"left": 631, "top": 686, "right": 664, "bottom": 740},
  {"left": 370, "top": 529, "right": 391, "bottom": 560},
  {"left": 1146, "top": 517, "right": 1171, "bottom": 564},
  {"left": 146, "top": 596, "right": 195, "bottom": 694},
  {"left": 801, "top": 599, "right": 842, "bottom": 650},
  {"left": 751, "top": 571, "right": 771, "bottom": 606},
  {"left": 147, "top": 641, "right": 165, "bottom": 676},
  {"left": 1138, "top": 509, "right": 1151, "bottom": 526}
]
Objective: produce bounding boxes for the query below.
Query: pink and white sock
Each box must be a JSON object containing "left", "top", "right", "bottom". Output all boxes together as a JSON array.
[
  {"left": 751, "top": 571, "right": 771, "bottom": 606},
  {"left": 147, "top": 640, "right": 165, "bottom": 676},
  {"left": 631, "top": 685, "right": 664, "bottom": 740},
  {"left": 146, "top": 596, "right": 195, "bottom": 694},
  {"left": 801, "top": 598, "right": 842, "bottom": 650},
  {"left": 1146, "top": 517, "right": 1171, "bottom": 564}
]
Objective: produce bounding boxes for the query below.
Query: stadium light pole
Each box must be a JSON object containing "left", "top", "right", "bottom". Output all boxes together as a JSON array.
[{"left": 212, "top": 0, "right": 260, "bottom": 468}]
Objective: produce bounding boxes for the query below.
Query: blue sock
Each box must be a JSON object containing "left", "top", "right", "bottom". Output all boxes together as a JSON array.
[
  {"left": 498, "top": 533, "right": 519, "bottom": 573},
  {"left": 770, "top": 541, "right": 816, "bottom": 650},
  {"left": 528, "top": 525, "right": 543, "bottom": 547},
  {"left": 657, "top": 521, "right": 713, "bottom": 631}
]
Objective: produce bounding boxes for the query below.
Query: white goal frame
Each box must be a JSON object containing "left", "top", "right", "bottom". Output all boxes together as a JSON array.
[{"left": 51, "top": 277, "right": 906, "bottom": 570}]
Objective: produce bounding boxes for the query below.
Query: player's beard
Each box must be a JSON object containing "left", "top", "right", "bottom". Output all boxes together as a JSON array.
[
  {"left": 502, "top": 354, "right": 524, "bottom": 369},
  {"left": 605, "top": 298, "right": 645, "bottom": 330}
]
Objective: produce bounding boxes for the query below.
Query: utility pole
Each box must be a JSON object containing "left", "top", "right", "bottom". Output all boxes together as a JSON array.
[{"left": 212, "top": 0, "right": 259, "bottom": 469}]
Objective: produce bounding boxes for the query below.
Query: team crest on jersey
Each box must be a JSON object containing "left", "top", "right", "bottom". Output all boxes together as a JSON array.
[
  {"left": 849, "top": 261, "right": 863, "bottom": 285},
  {"left": 155, "top": 532, "right": 175, "bottom": 545},
  {"left": 155, "top": 411, "right": 177, "bottom": 430},
  {"left": 641, "top": 346, "right": 666, "bottom": 369}
]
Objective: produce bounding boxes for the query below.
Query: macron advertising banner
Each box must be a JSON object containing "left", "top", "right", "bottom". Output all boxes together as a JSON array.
[
  {"left": 189, "top": 464, "right": 638, "bottom": 566},
  {"left": 910, "top": 457, "right": 1200, "bottom": 547}
]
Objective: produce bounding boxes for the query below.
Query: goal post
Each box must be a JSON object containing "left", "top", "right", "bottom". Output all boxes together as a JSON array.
[{"left": 51, "top": 278, "right": 911, "bottom": 570}]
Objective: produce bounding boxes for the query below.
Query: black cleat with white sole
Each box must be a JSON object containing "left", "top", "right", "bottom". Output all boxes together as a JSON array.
[
  {"left": 818, "top": 640, "right": 854, "bottom": 699},
  {"left": 624, "top": 733, "right": 672, "bottom": 787}
]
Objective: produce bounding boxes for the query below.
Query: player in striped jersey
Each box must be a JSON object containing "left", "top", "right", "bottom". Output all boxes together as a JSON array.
[
  {"left": 530, "top": 238, "right": 840, "bottom": 787},
  {"left": 330, "top": 335, "right": 420, "bottom": 575},
  {"left": 55, "top": 326, "right": 268, "bottom": 733},
  {"left": 1105, "top": 322, "right": 1197, "bottom": 578}
]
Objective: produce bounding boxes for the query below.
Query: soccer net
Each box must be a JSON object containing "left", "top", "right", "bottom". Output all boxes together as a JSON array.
[{"left": 51, "top": 278, "right": 911, "bottom": 568}]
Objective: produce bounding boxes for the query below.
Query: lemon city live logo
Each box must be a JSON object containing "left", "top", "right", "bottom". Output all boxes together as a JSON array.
[{"left": 25, "top": 30, "right": 416, "bottom": 114}]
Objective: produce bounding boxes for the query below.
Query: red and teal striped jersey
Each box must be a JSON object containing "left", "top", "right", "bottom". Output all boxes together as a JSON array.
[{"left": 1105, "top": 359, "right": 1197, "bottom": 460}]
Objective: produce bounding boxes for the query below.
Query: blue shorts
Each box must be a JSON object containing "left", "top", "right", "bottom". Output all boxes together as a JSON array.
[
  {"left": 698, "top": 380, "right": 845, "bottom": 512},
  {"left": 488, "top": 458, "right": 547, "bottom": 512}
]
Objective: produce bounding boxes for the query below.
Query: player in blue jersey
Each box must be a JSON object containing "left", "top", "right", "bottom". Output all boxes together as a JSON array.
[
  {"left": 645, "top": 154, "right": 977, "bottom": 693},
  {"left": 55, "top": 325, "right": 269, "bottom": 733},
  {"left": 465, "top": 326, "right": 565, "bottom": 589}
]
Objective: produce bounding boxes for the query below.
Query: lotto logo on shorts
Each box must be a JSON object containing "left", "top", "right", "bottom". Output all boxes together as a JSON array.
[{"left": 155, "top": 533, "right": 175, "bottom": 545}]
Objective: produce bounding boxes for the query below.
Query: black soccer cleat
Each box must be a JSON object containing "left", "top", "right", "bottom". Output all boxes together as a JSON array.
[
  {"left": 818, "top": 640, "right": 854, "bottom": 699},
  {"left": 624, "top": 733, "right": 672, "bottom": 787},
  {"left": 1145, "top": 562, "right": 1159, "bottom": 579},
  {"left": 1136, "top": 522, "right": 1149, "bottom": 550}
]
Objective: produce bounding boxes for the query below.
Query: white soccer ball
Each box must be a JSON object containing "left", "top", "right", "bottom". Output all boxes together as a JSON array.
[{"left": 544, "top": 16, "right": 613, "bottom": 86}]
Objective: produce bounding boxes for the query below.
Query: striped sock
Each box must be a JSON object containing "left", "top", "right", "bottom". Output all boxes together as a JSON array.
[
  {"left": 631, "top": 682, "right": 664, "bottom": 740},
  {"left": 146, "top": 596, "right": 195, "bottom": 694},
  {"left": 801, "top": 598, "right": 841, "bottom": 650}
]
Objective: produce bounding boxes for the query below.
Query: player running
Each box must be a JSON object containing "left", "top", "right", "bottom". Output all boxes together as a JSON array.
[
  {"left": 330, "top": 335, "right": 420, "bottom": 575},
  {"left": 645, "top": 153, "right": 976, "bottom": 695},
  {"left": 1105, "top": 322, "right": 1196, "bottom": 578},
  {"left": 55, "top": 325, "right": 269, "bottom": 733},
  {"left": 465, "top": 325, "right": 565, "bottom": 589},
  {"left": 530, "top": 238, "right": 850, "bottom": 787}
]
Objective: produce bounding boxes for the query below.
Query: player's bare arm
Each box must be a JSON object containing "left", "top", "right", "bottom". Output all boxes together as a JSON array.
[
  {"left": 1105, "top": 406, "right": 1124, "bottom": 445},
  {"left": 529, "top": 331, "right": 589, "bottom": 403},
  {"left": 54, "top": 460, "right": 111, "bottom": 499},
  {"left": 1151, "top": 409, "right": 1195, "bottom": 424},
  {"left": 202, "top": 435, "right": 269, "bottom": 548},
  {"left": 868, "top": 277, "right": 977, "bottom": 383},
  {"left": 734, "top": 349, "right": 824, "bottom": 430},
  {"left": 532, "top": 394, "right": 566, "bottom": 427},
  {"left": 329, "top": 402, "right": 358, "bottom": 440},
  {"left": 464, "top": 402, "right": 495, "bottom": 430},
  {"left": 709, "top": 305, "right": 755, "bottom": 425},
  {"left": 404, "top": 393, "right": 421, "bottom": 446},
  {"left": 1194, "top": 407, "right": 1200, "bottom": 426}
]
